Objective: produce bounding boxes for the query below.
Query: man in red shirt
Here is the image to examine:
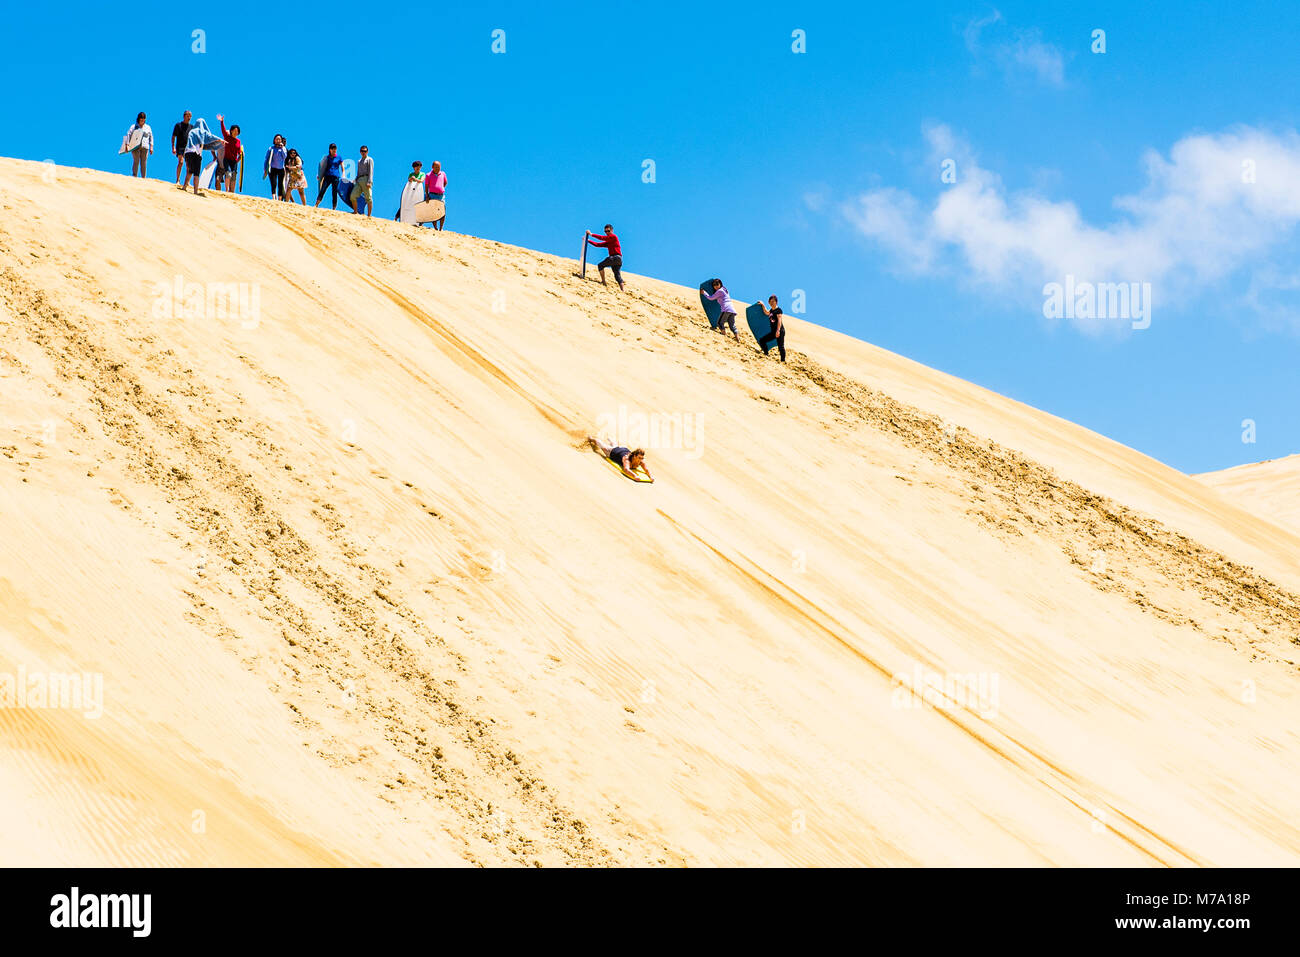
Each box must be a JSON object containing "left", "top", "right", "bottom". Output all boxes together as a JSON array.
[{"left": 585, "top": 224, "right": 624, "bottom": 291}]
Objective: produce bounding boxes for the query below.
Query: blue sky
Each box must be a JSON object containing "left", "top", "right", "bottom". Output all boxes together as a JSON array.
[{"left": 2, "top": 0, "right": 1296, "bottom": 473}]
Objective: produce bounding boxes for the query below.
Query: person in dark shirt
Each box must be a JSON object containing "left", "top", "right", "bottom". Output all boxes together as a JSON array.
[
  {"left": 587, "top": 436, "right": 654, "bottom": 482},
  {"left": 585, "top": 225, "right": 625, "bottom": 291},
  {"left": 171, "top": 111, "right": 193, "bottom": 185},
  {"left": 757, "top": 295, "right": 787, "bottom": 362}
]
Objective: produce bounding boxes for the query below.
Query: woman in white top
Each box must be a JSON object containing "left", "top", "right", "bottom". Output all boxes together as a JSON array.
[{"left": 125, "top": 112, "right": 154, "bottom": 178}]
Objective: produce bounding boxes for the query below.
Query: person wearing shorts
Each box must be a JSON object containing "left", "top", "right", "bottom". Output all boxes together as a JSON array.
[
  {"left": 125, "top": 112, "right": 153, "bottom": 178},
  {"left": 587, "top": 436, "right": 654, "bottom": 482},
  {"left": 218, "top": 115, "right": 242, "bottom": 192},
  {"left": 179, "top": 117, "right": 221, "bottom": 195},
  {"left": 585, "top": 224, "right": 625, "bottom": 291},
  {"left": 703, "top": 278, "right": 740, "bottom": 340},
  {"left": 171, "top": 111, "right": 193, "bottom": 184}
]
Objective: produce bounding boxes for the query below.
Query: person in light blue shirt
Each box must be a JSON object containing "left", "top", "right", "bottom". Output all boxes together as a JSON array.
[{"left": 179, "top": 118, "right": 223, "bottom": 195}]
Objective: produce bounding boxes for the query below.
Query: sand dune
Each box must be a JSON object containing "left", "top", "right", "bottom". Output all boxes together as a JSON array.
[
  {"left": 1, "top": 158, "right": 1297, "bottom": 866},
  {"left": 1197, "top": 454, "right": 1300, "bottom": 538}
]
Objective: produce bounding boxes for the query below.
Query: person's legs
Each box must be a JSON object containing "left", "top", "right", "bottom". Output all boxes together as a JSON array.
[
  {"left": 776, "top": 330, "right": 786, "bottom": 361},
  {"left": 175, "top": 154, "right": 183, "bottom": 184},
  {"left": 611, "top": 261, "right": 624, "bottom": 290},
  {"left": 587, "top": 435, "right": 612, "bottom": 457},
  {"left": 758, "top": 330, "right": 775, "bottom": 353},
  {"left": 329, "top": 176, "right": 339, "bottom": 209}
]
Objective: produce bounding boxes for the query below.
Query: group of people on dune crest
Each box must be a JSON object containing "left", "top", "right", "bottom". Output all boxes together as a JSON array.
[
  {"left": 123, "top": 112, "right": 793, "bottom": 490},
  {"left": 123, "top": 110, "right": 447, "bottom": 226}
]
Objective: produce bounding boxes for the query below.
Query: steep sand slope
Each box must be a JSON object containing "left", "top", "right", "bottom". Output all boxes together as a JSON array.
[
  {"left": 1197, "top": 455, "right": 1300, "bottom": 538},
  {"left": 1, "top": 158, "right": 1298, "bottom": 866}
]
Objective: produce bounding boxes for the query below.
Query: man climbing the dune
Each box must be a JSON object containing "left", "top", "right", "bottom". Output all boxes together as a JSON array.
[
  {"left": 585, "top": 225, "right": 625, "bottom": 291},
  {"left": 587, "top": 436, "right": 653, "bottom": 482}
]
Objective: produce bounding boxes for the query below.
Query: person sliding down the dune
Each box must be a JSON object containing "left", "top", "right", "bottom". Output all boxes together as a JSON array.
[{"left": 587, "top": 436, "right": 654, "bottom": 482}]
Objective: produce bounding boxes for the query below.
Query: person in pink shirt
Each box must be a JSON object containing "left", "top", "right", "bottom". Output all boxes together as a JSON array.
[{"left": 423, "top": 161, "right": 448, "bottom": 230}]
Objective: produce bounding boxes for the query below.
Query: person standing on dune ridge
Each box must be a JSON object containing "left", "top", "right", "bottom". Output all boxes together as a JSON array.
[
  {"left": 124, "top": 112, "right": 153, "bottom": 178},
  {"left": 354, "top": 145, "right": 374, "bottom": 216},
  {"left": 170, "top": 110, "right": 192, "bottom": 184},
  {"left": 217, "top": 115, "right": 242, "bottom": 193},
  {"left": 284, "top": 148, "right": 308, "bottom": 204},
  {"left": 264, "top": 134, "right": 288, "bottom": 200},
  {"left": 179, "top": 117, "right": 223, "bottom": 195},
  {"left": 585, "top": 224, "right": 625, "bottom": 291},
  {"left": 315, "top": 143, "right": 344, "bottom": 209},
  {"left": 424, "top": 160, "right": 447, "bottom": 230}
]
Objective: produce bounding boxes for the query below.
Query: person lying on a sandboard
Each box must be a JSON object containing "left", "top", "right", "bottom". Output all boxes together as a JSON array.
[{"left": 587, "top": 436, "right": 654, "bottom": 483}]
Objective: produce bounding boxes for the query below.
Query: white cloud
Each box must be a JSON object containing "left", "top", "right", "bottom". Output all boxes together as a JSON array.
[
  {"left": 964, "top": 10, "right": 1066, "bottom": 88},
  {"left": 840, "top": 124, "right": 1300, "bottom": 328}
]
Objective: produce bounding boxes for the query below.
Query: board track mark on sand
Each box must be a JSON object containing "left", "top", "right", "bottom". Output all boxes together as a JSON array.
[
  {"left": 0, "top": 258, "right": 679, "bottom": 867},
  {"left": 656, "top": 507, "right": 1204, "bottom": 866}
]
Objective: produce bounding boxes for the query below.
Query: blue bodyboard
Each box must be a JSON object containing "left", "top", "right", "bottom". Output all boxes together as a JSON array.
[
  {"left": 746, "top": 302, "right": 776, "bottom": 352},
  {"left": 699, "top": 280, "right": 723, "bottom": 329}
]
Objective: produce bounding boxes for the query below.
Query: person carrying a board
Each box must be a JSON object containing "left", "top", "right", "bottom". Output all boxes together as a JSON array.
[
  {"left": 170, "top": 111, "right": 193, "bottom": 184},
  {"left": 423, "top": 161, "right": 448, "bottom": 230},
  {"left": 757, "top": 295, "right": 787, "bottom": 362},
  {"left": 217, "top": 115, "right": 243, "bottom": 193},
  {"left": 586, "top": 225, "right": 625, "bottom": 291},
  {"left": 284, "top": 149, "right": 308, "bottom": 204},
  {"left": 354, "top": 146, "right": 374, "bottom": 217},
  {"left": 586, "top": 436, "right": 654, "bottom": 483},
  {"left": 125, "top": 113, "right": 154, "bottom": 178},
  {"left": 703, "top": 279, "right": 740, "bottom": 340},
  {"left": 264, "top": 134, "right": 288, "bottom": 200},
  {"left": 315, "top": 144, "right": 344, "bottom": 209},
  {"left": 178, "top": 117, "right": 223, "bottom": 195}
]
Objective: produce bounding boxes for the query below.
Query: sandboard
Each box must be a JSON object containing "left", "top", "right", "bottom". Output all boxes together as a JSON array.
[
  {"left": 398, "top": 180, "right": 424, "bottom": 223},
  {"left": 603, "top": 455, "right": 652, "bottom": 482},
  {"left": 746, "top": 302, "right": 778, "bottom": 352},
  {"left": 411, "top": 198, "right": 445, "bottom": 224},
  {"left": 119, "top": 127, "right": 146, "bottom": 154},
  {"left": 337, "top": 179, "right": 358, "bottom": 212},
  {"left": 200, "top": 157, "right": 220, "bottom": 189},
  {"left": 699, "top": 280, "right": 724, "bottom": 329},
  {"left": 581, "top": 234, "right": 589, "bottom": 278}
]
